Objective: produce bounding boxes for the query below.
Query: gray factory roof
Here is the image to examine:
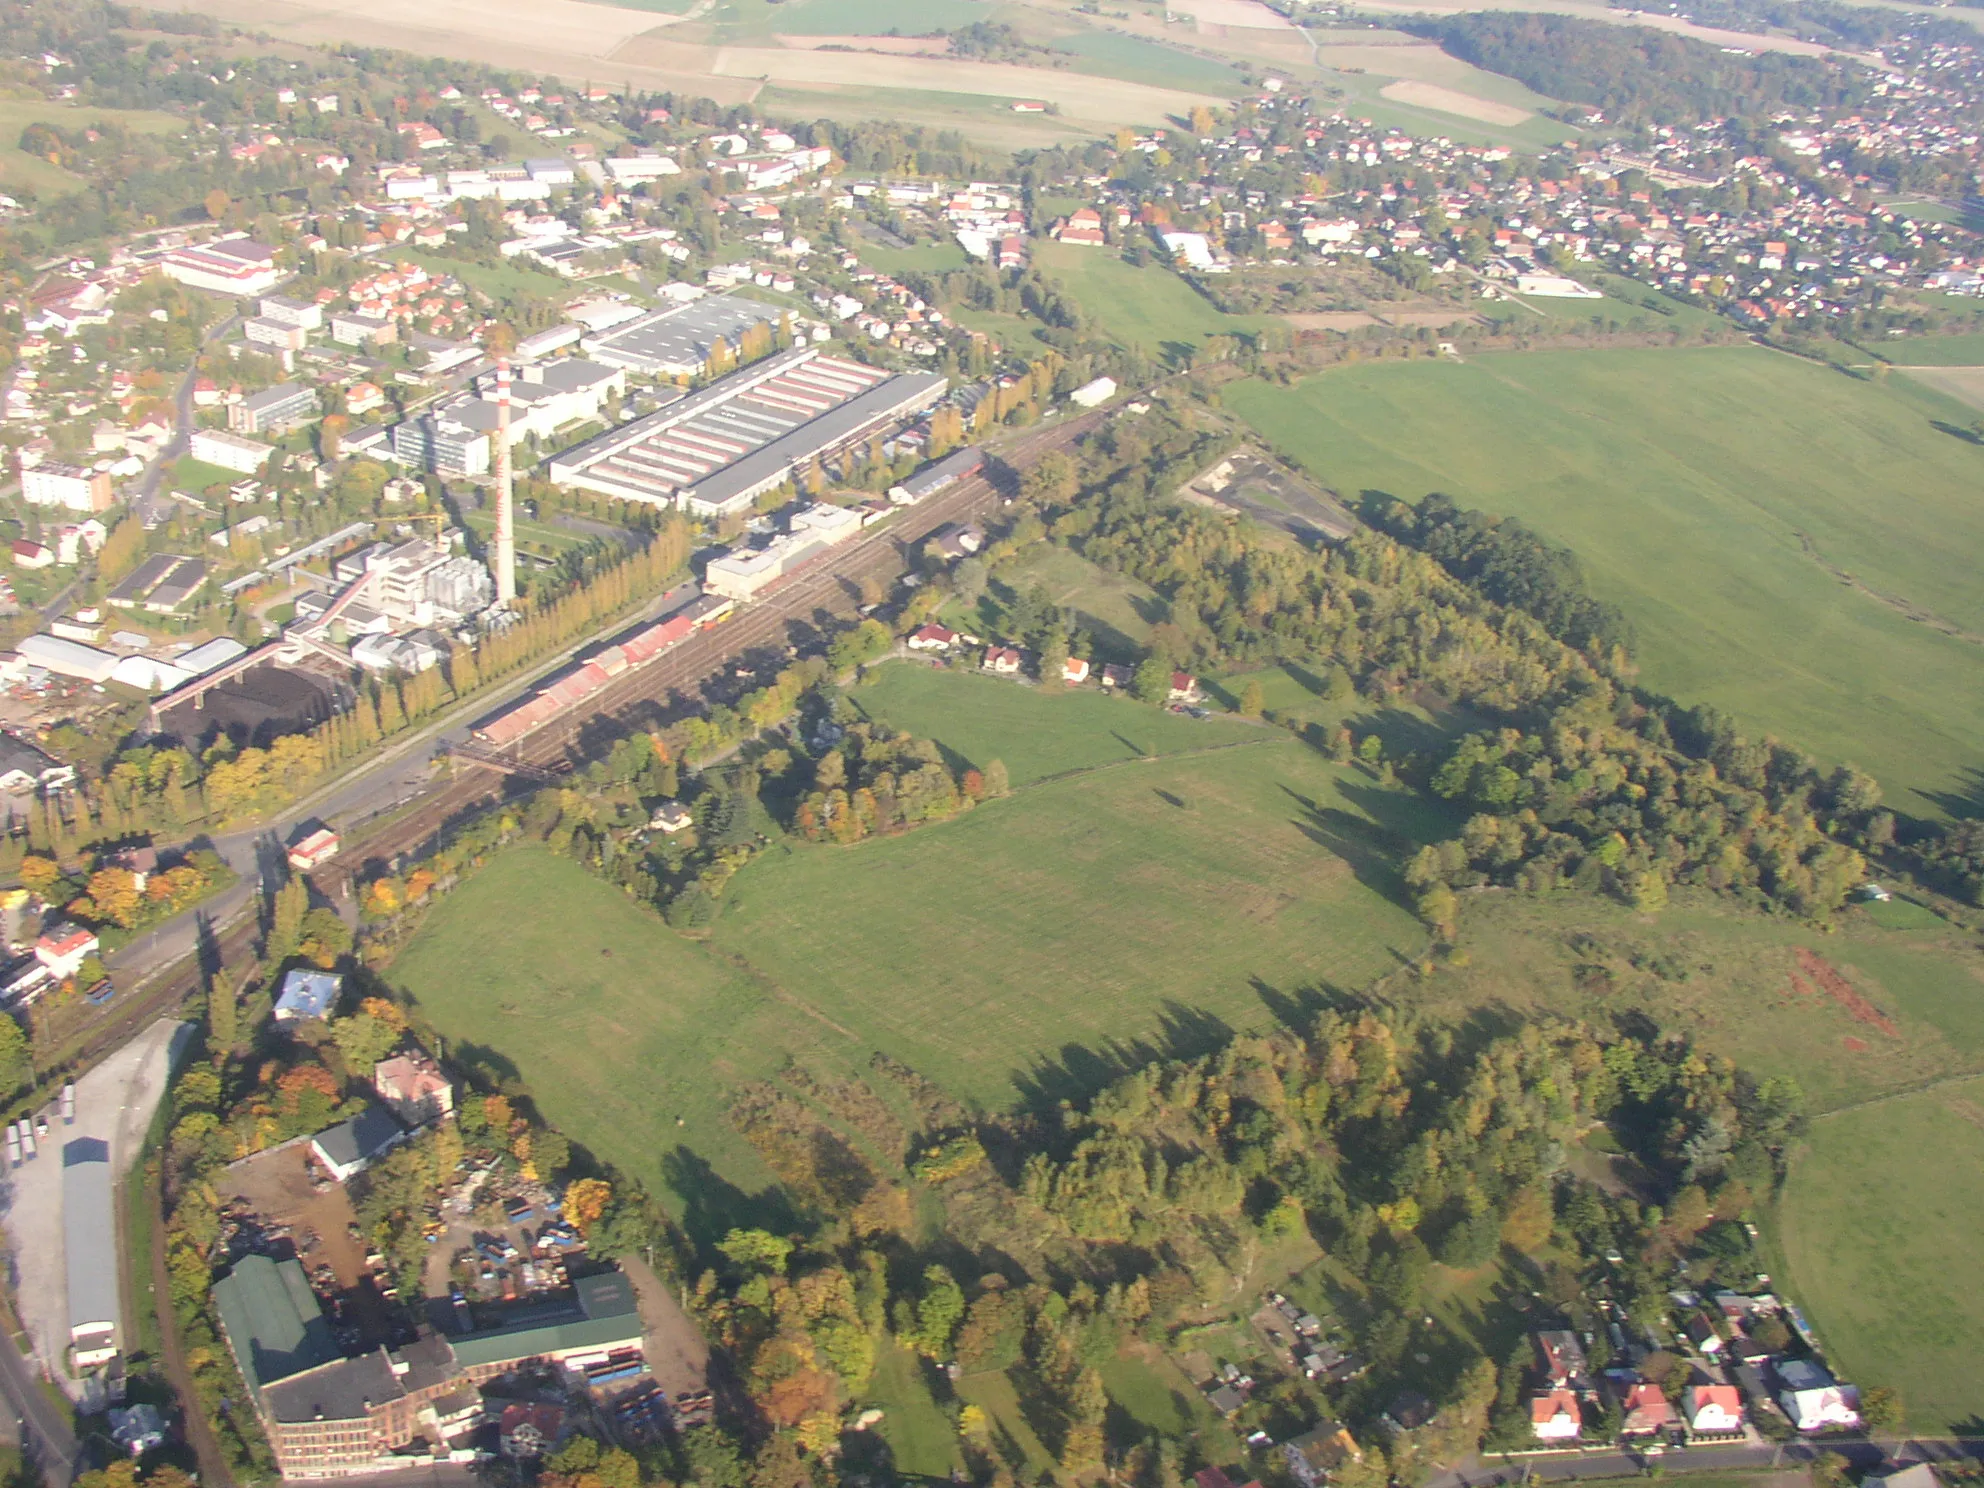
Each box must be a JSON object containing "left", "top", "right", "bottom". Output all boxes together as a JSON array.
[
  {"left": 261, "top": 1349, "right": 404, "bottom": 1425},
  {"left": 582, "top": 294, "right": 782, "bottom": 374},
  {"left": 64, "top": 1137, "right": 119, "bottom": 1337},
  {"left": 680, "top": 370, "right": 946, "bottom": 511}
]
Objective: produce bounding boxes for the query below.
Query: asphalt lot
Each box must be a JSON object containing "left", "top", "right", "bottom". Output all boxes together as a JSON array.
[{"left": 0, "top": 1019, "right": 193, "bottom": 1392}]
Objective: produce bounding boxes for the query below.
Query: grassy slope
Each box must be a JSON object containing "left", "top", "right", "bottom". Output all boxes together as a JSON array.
[
  {"left": 1035, "top": 241, "right": 1274, "bottom": 362},
  {"left": 0, "top": 98, "right": 183, "bottom": 197},
  {"left": 1049, "top": 31, "right": 1243, "bottom": 92},
  {"left": 1879, "top": 332, "right": 1984, "bottom": 365},
  {"left": 388, "top": 846, "right": 806, "bottom": 1223},
  {"left": 1224, "top": 346, "right": 1984, "bottom": 818},
  {"left": 711, "top": 725, "right": 1450, "bottom": 1111},
  {"left": 1779, "top": 1081, "right": 1984, "bottom": 1433},
  {"left": 948, "top": 543, "right": 1162, "bottom": 662}
]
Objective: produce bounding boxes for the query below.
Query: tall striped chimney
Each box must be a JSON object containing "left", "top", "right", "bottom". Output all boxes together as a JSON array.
[{"left": 493, "top": 355, "right": 516, "bottom": 606}]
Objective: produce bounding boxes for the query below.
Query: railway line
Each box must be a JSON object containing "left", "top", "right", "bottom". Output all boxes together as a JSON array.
[{"left": 328, "top": 408, "right": 1104, "bottom": 873}]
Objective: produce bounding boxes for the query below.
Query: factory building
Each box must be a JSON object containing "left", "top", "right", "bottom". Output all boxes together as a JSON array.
[
  {"left": 579, "top": 294, "right": 787, "bottom": 378},
  {"left": 548, "top": 347, "right": 946, "bottom": 517}
]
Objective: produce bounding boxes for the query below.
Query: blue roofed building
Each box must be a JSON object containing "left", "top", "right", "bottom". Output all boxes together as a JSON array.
[{"left": 274, "top": 968, "right": 343, "bottom": 1027}]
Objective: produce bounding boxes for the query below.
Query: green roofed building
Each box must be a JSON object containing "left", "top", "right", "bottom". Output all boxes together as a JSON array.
[{"left": 212, "top": 1254, "right": 648, "bottom": 1480}]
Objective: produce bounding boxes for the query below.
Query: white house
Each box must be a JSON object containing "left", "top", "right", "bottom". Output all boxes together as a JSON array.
[
  {"left": 1687, "top": 1384, "right": 1744, "bottom": 1435},
  {"left": 1530, "top": 1390, "right": 1582, "bottom": 1442}
]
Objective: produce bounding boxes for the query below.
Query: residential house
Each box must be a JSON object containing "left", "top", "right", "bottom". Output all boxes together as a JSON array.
[
  {"left": 12, "top": 541, "right": 52, "bottom": 570},
  {"left": 1053, "top": 207, "right": 1108, "bottom": 246},
  {"left": 1530, "top": 1390, "right": 1582, "bottom": 1442},
  {"left": 373, "top": 1051, "right": 454, "bottom": 1126},
  {"left": 500, "top": 1402, "right": 566, "bottom": 1459},
  {"left": 649, "top": 801, "right": 694, "bottom": 835},
  {"left": 926, "top": 521, "right": 984, "bottom": 561},
  {"left": 1619, "top": 1381, "right": 1675, "bottom": 1436},
  {"left": 1100, "top": 663, "right": 1132, "bottom": 690},
  {"left": 310, "top": 1105, "right": 409, "bottom": 1183},
  {"left": 1280, "top": 1423, "right": 1360, "bottom": 1488},
  {"left": 1687, "top": 1383, "right": 1744, "bottom": 1436},
  {"left": 35, "top": 923, "right": 98, "bottom": 979},
  {"left": 1168, "top": 671, "right": 1202, "bottom": 705},
  {"left": 907, "top": 623, "right": 956, "bottom": 652},
  {"left": 1686, "top": 1315, "right": 1726, "bottom": 1356},
  {"left": 287, "top": 826, "right": 340, "bottom": 870},
  {"left": 1534, "top": 1329, "right": 1590, "bottom": 1391},
  {"left": 1783, "top": 1384, "right": 1861, "bottom": 1432},
  {"left": 982, "top": 645, "right": 1022, "bottom": 675},
  {"left": 273, "top": 968, "right": 342, "bottom": 1026},
  {"left": 1063, "top": 656, "right": 1092, "bottom": 685}
]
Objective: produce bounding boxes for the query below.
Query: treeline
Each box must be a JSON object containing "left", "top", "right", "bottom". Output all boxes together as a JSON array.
[
  {"left": 1608, "top": 0, "right": 1978, "bottom": 49},
  {"left": 1420, "top": 12, "right": 1866, "bottom": 126},
  {"left": 1021, "top": 395, "right": 1883, "bottom": 918},
  {"left": 1366, "top": 492, "right": 1633, "bottom": 656}
]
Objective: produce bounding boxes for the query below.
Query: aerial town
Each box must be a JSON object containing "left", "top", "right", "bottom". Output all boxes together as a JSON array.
[{"left": 0, "top": 1, "right": 1978, "bottom": 1488}]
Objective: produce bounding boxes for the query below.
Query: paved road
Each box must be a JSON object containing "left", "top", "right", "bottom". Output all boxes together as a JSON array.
[
  {"left": 1433, "top": 1436, "right": 1984, "bottom": 1488},
  {"left": 134, "top": 314, "right": 238, "bottom": 528},
  {"left": 102, "top": 577, "right": 705, "bottom": 993},
  {"left": 0, "top": 1326, "right": 82, "bottom": 1488}
]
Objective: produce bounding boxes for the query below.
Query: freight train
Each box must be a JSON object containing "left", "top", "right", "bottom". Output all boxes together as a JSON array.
[{"left": 470, "top": 592, "right": 734, "bottom": 747}]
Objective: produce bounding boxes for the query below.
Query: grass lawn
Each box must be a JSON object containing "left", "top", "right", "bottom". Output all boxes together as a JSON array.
[
  {"left": 169, "top": 455, "right": 248, "bottom": 493},
  {"left": 757, "top": 0, "right": 998, "bottom": 32},
  {"left": 1034, "top": 241, "right": 1273, "bottom": 363},
  {"left": 1878, "top": 331, "right": 1984, "bottom": 366},
  {"left": 851, "top": 661, "right": 1259, "bottom": 785},
  {"left": 956, "top": 1371, "right": 1054, "bottom": 1475},
  {"left": 1049, "top": 31, "right": 1244, "bottom": 92},
  {"left": 1420, "top": 891, "right": 1984, "bottom": 1114},
  {"left": 388, "top": 846, "right": 817, "bottom": 1235},
  {"left": 711, "top": 726, "right": 1451, "bottom": 1112},
  {"left": 1224, "top": 346, "right": 1984, "bottom": 819},
  {"left": 865, "top": 1345, "right": 962, "bottom": 1479},
  {"left": 1779, "top": 1080, "right": 1984, "bottom": 1432},
  {"left": 403, "top": 249, "right": 567, "bottom": 308},
  {"left": 0, "top": 98, "right": 183, "bottom": 196},
  {"left": 858, "top": 240, "right": 971, "bottom": 276}
]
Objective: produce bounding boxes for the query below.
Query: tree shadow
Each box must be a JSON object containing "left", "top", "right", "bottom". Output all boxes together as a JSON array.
[
  {"left": 1250, "top": 975, "right": 1336, "bottom": 1031},
  {"left": 661, "top": 1144, "right": 802, "bottom": 1256},
  {"left": 1929, "top": 418, "right": 1984, "bottom": 446},
  {"left": 1009, "top": 1001, "right": 1234, "bottom": 1114}
]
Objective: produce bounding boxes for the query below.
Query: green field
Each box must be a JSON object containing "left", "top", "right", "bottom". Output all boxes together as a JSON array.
[
  {"left": 850, "top": 662, "right": 1257, "bottom": 785},
  {"left": 389, "top": 846, "right": 806, "bottom": 1230},
  {"left": 0, "top": 98, "right": 184, "bottom": 196},
  {"left": 1049, "top": 31, "right": 1244, "bottom": 92},
  {"left": 396, "top": 665, "right": 1448, "bottom": 1198},
  {"left": 1224, "top": 346, "right": 1984, "bottom": 818},
  {"left": 1035, "top": 241, "right": 1272, "bottom": 363},
  {"left": 865, "top": 1346, "right": 963, "bottom": 1479},
  {"left": 857, "top": 239, "right": 971, "bottom": 276},
  {"left": 1879, "top": 332, "right": 1984, "bottom": 366},
  {"left": 740, "top": 0, "right": 999, "bottom": 32},
  {"left": 710, "top": 723, "right": 1450, "bottom": 1112},
  {"left": 1779, "top": 1081, "right": 1984, "bottom": 1433},
  {"left": 169, "top": 455, "right": 250, "bottom": 493}
]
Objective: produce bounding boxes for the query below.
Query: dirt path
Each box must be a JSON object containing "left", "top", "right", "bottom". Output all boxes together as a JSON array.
[{"left": 147, "top": 1160, "right": 234, "bottom": 1488}]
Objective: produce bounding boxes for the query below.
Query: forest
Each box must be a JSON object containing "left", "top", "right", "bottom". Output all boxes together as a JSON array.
[{"left": 1420, "top": 13, "right": 1867, "bottom": 126}]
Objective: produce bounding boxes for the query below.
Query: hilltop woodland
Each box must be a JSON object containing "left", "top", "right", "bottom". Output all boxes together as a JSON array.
[{"left": 1418, "top": 12, "right": 1866, "bottom": 127}]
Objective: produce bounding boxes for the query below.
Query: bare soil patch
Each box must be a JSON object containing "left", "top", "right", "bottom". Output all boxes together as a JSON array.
[
  {"left": 1282, "top": 311, "right": 1380, "bottom": 331},
  {"left": 706, "top": 45, "right": 1229, "bottom": 114},
  {"left": 1795, "top": 948, "right": 1900, "bottom": 1038},
  {"left": 1895, "top": 364, "right": 1984, "bottom": 414},
  {"left": 1165, "top": 0, "right": 1297, "bottom": 31},
  {"left": 775, "top": 32, "right": 952, "bottom": 51},
  {"left": 221, "top": 1143, "right": 394, "bottom": 1346},
  {"left": 1379, "top": 78, "right": 1531, "bottom": 125}
]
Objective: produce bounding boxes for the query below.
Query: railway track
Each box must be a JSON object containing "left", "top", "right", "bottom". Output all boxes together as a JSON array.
[{"left": 335, "top": 410, "right": 1103, "bottom": 872}]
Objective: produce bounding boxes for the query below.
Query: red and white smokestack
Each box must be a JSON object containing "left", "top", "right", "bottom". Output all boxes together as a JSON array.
[{"left": 493, "top": 354, "right": 516, "bottom": 606}]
